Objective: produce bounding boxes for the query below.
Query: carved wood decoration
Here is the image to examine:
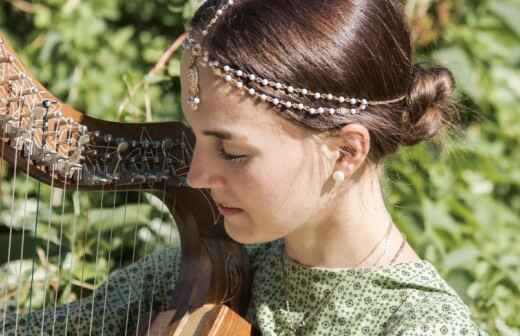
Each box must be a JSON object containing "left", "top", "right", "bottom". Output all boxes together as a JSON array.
[{"left": 0, "top": 34, "right": 252, "bottom": 335}]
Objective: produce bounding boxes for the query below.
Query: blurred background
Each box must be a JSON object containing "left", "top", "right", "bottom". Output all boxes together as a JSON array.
[{"left": 0, "top": 0, "right": 519, "bottom": 334}]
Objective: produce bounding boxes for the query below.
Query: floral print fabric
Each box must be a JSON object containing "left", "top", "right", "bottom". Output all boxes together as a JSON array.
[{"left": 3, "top": 240, "right": 488, "bottom": 335}]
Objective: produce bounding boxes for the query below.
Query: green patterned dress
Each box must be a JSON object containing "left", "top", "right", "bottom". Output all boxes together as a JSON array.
[{"left": 2, "top": 240, "right": 488, "bottom": 335}]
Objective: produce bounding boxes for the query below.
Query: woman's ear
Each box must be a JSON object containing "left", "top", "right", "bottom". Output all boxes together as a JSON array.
[{"left": 336, "top": 123, "right": 371, "bottom": 171}]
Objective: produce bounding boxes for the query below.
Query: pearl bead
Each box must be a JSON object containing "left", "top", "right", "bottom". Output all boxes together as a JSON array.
[
  {"left": 275, "top": 83, "right": 282, "bottom": 89},
  {"left": 224, "top": 75, "right": 232, "bottom": 81},
  {"left": 327, "top": 94, "right": 334, "bottom": 100},
  {"left": 339, "top": 97, "right": 345, "bottom": 103},
  {"left": 314, "top": 93, "right": 321, "bottom": 99},
  {"left": 249, "top": 74, "right": 256, "bottom": 81},
  {"left": 236, "top": 70, "right": 243, "bottom": 76},
  {"left": 288, "top": 86, "right": 294, "bottom": 93},
  {"left": 285, "top": 102, "right": 292, "bottom": 108},
  {"left": 351, "top": 108, "right": 357, "bottom": 114},
  {"left": 217, "top": 9, "right": 223, "bottom": 15},
  {"left": 302, "top": 89, "right": 308, "bottom": 95},
  {"left": 248, "top": 88, "right": 256, "bottom": 95},
  {"left": 329, "top": 108, "right": 335, "bottom": 114},
  {"left": 228, "top": 0, "right": 234, "bottom": 4},
  {"left": 236, "top": 81, "right": 243, "bottom": 88},
  {"left": 333, "top": 171, "right": 345, "bottom": 183},
  {"left": 297, "top": 103, "right": 304, "bottom": 110},
  {"left": 350, "top": 98, "right": 357, "bottom": 105},
  {"left": 223, "top": 65, "right": 231, "bottom": 72},
  {"left": 193, "top": 97, "right": 200, "bottom": 104},
  {"left": 273, "top": 98, "right": 280, "bottom": 105},
  {"left": 260, "top": 94, "right": 268, "bottom": 101},
  {"left": 262, "top": 79, "right": 269, "bottom": 86},
  {"left": 310, "top": 108, "right": 317, "bottom": 114},
  {"left": 362, "top": 98, "right": 368, "bottom": 105},
  {"left": 318, "top": 107, "right": 325, "bottom": 114}
]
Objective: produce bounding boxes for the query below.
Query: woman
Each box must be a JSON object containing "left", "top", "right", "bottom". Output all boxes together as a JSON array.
[{"left": 3, "top": 0, "right": 488, "bottom": 335}]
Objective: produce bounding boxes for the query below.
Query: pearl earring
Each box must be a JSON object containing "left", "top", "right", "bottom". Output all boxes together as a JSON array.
[{"left": 333, "top": 170, "right": 345, "bottom": 183}]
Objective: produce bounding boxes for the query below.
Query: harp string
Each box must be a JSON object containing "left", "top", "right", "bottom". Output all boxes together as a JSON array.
[
  {"left": 63, "top": 176, "right": 81, "bottom": 335},
  {"left": 2, "top": 118, "right": 21, "bottom": 334},
  {"left": 13, "top": 95, "right": 39, "bottom": 333},
  {"left": 51, "top": 174, "right": 68, "bottom": 335},
  {"left": 125, "top": 187, "right": 145, "bottom": 335},
  {"left": 100, "top": 187, "right": 120, "bottom": 334},
  {"left": 145, "top": 184, "right": 170, "bottom": 333},
  {"left": 87, "top": 186, "right": 105, "bottom": 336}
]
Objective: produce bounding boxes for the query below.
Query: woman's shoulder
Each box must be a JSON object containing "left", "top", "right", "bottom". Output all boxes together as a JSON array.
[{"left": 379, "top": 261, "right": 489, "bottom": 335}]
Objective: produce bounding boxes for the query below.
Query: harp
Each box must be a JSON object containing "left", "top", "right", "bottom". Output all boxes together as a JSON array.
[{"left": 0, "top": 34, "right": 252, "bottom": 335}]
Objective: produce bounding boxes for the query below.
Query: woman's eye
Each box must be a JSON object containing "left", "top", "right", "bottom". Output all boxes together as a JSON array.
[{"left": 215, "top": 142, "right": 248, "bottom": 163}]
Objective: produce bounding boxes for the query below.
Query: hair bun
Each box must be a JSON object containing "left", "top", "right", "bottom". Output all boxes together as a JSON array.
[{"left": 401, "top": 64, "right": 456, "bottom": 146}]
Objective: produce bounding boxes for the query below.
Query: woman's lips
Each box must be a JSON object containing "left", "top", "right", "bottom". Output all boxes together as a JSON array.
[{"left": 217, "top": 204, "right": 244, "bottom": 217}]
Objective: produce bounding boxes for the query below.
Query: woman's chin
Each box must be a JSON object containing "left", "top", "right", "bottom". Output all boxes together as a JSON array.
[
  {"left": 223, "top": 219, "right": 285, "bottom": 245},
  {"left": 223, "top": 220, "right": 255, "bottom": 244}
]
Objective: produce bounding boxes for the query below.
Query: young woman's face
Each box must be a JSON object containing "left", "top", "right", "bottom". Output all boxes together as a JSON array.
[{"left": 180, "top": 50, "right": 336, "bottom": 244}]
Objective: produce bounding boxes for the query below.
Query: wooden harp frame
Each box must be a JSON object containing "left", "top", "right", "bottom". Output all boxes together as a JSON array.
[{"left": 0, "top": 34, "right": 252, "bottom": 335}]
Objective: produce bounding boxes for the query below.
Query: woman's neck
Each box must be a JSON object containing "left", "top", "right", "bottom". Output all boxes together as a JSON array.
[{"left": 283, "top": 170, "right": 419, "bottom": 268}]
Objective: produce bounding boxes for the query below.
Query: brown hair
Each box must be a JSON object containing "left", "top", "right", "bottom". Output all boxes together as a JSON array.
[{"left": 190, "top": 0, "right": 458, "bottom": 162}]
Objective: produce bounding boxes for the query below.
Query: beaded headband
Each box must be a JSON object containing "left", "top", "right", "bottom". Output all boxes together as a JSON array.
[{"left": 182, "top": 0, "right": 408, "bottom": 116}]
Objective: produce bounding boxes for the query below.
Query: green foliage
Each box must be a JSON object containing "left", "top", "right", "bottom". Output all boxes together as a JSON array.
[{"left": 1, "top": 0, "right": 519, "bottom": 334}]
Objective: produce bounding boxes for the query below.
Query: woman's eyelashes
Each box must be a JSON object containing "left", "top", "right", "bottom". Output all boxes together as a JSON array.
[{"left": 215, "top": 141, "right": 248, "bottom": 164}]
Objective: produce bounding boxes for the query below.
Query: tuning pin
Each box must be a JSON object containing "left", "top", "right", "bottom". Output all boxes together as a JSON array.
[
  {"left": 78, "top": 134, "right": 90, "bottom": 145},
  {"left": 131, "top": 175, "right": 146, "bottom": 184},
  {"left": 0, "top": 73, "right": 27, "bottom": 85},
  {"left": 22, "top": 87, "right": 38, "bottom": 96},
  {"left": 42, "top": 99, "right": 57, "bottom": 109},
  {"left": 117, "top": 142, "right": 129, "bottom": 153},
  {"left": 0, "top": 55, "right": 14, "bottom": 63}
]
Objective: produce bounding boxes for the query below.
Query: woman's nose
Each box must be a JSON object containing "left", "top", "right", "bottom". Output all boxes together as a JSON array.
[{"left": 186, "top": 147, "right": 225, "bottom": 189}]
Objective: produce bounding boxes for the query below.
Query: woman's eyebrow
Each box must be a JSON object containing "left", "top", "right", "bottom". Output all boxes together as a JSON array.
[{"left": 203, "top": 129, "right": 248, "bottom": 141}]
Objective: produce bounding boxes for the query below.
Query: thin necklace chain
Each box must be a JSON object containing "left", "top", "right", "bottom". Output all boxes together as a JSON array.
[{"left": 280, "top": 221, "right": 407, "bottom": 335}]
